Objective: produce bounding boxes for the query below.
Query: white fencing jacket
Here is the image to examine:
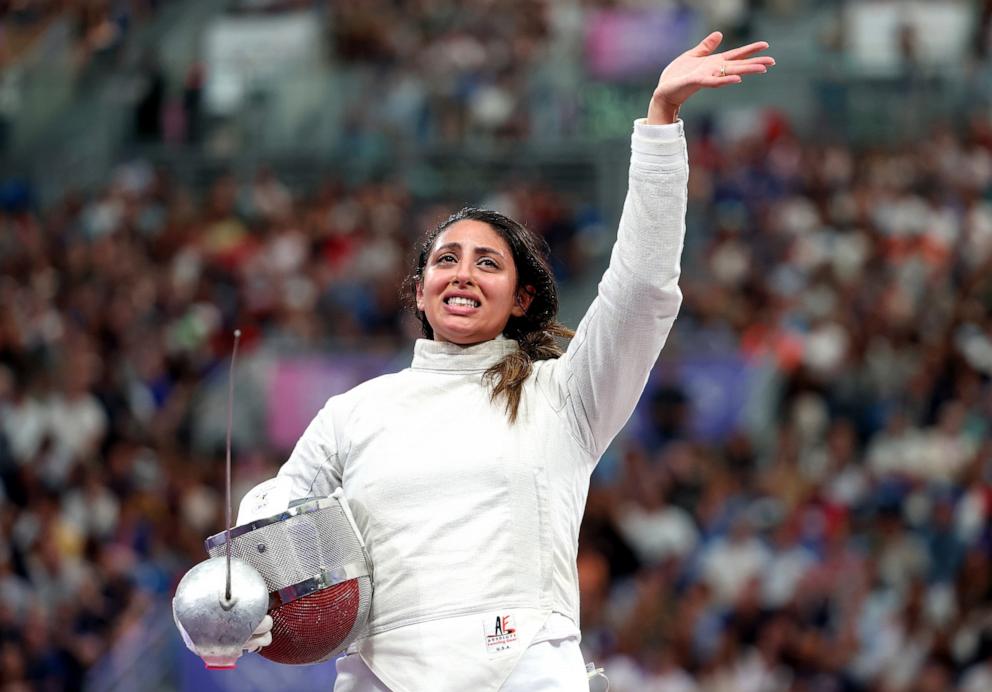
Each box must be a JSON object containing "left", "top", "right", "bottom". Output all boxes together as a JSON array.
[{"left": 275, "top": 119, "right": 687, "bottom": 690}]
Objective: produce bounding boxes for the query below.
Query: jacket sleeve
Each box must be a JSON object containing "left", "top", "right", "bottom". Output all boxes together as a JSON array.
[
  {"left": 275, "top": 397, "right": 345, "bottom": 500},
  {"left": 548, "top": 118, "right": 688, "bottom": 461}
]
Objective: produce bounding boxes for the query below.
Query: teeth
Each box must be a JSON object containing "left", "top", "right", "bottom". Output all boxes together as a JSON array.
[{"left": 447, "top": 296, "right": 479, "bottom": 307}]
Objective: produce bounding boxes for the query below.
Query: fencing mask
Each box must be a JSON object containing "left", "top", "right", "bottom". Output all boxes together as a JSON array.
[{"left": 205, "top": 480, "right": 373, "bottom": 665}]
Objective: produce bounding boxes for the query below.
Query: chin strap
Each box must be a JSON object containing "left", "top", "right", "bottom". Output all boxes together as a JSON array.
[{"left": 586, "top": 661, "right": 610, "bottom": 691}]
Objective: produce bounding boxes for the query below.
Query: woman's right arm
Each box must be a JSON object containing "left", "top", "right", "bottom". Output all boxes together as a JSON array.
[{"left": 543, "top": 32, "right": 773, "bottom": 462}]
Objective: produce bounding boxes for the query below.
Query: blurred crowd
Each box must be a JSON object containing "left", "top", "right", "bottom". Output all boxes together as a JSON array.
[
  {"left": 325, "top": 0, "right": 558, "bottom": 144},
  {"left": 0, "top": 0, "right": 168, "bottom": 153},
  {"left": 577, "top": 111, "right": 992, "bottom": 690},
  {"left": 208, "top": 0, "right": 992, "bottom": 151},
  {"left": 126, "top": 0, "right": 787, "bottom": 150},
  {"left": 0, "top": 0, "right": 163, "bottom": 68},
  {"left": 9, "top": 0, "right": 992, "bottom": 160}
]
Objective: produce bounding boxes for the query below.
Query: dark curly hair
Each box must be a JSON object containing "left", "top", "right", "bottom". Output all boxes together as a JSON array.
[{"left": 402, "top": 207, "right": 574, "bottom": 422}]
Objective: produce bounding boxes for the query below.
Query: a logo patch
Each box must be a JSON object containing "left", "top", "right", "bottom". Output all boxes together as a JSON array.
[{"left": 482, "top": 612, "right": 518, "bottom": 656}]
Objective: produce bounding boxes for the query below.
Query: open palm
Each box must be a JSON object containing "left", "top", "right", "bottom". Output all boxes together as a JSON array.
[{"left": 647, "top": 31, "right": 775, "bottom": 124}]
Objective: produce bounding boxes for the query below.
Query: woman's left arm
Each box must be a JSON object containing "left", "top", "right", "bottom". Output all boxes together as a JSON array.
[{"left": 547, "top": 32, "right": 774, "bottom": 460}]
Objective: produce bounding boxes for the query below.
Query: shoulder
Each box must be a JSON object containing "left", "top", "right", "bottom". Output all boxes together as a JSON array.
[
  {"left": 329, "top": 369, "right": 413, "bottom": 410},
  {"left": 529, "top": 357, "right": 561, "bottom": 379},
  {"left": 526, "top": 356, "right": 567, "bottom": 405},
  {"left": 290, "top": 368, "right": 410, "bottom": 451},
  {"left": 306, "top": 369, "right": 413, "bottom": 435}
]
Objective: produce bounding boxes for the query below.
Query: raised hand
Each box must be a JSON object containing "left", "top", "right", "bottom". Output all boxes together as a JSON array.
[{"left": 647, "top": 31, "right": 775, "bottom": 125}]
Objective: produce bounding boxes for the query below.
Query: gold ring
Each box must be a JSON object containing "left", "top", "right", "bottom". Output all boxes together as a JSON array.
[{"left": 720, "top": 64, "right": 727, "bottom": 77}]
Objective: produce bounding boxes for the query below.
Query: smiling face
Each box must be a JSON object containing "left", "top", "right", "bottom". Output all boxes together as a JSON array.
[{"left": 415, "top": 219, "right": 533, "bottom": 345}]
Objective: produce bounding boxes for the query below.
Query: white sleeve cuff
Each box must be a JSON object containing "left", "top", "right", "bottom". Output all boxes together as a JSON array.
[
  {"left": 631, "top": 118, "right": 686, "bottom": 165},
  {"left": 633, "top": 118, "right": 683, "bottom": 142}
]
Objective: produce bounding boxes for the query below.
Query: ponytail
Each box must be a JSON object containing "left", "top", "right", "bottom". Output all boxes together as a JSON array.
[{"left": 483, "top": 322, "right": 574, "bottom": 423}]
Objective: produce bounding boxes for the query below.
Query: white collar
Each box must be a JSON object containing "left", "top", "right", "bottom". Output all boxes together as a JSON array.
[{"left": 411, "top": 335, "right": 519, "bottom": 373}]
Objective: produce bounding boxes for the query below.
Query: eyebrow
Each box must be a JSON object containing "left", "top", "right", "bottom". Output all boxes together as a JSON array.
[{"left": 433, "top": 241, "right": 506, "bottom": 259}]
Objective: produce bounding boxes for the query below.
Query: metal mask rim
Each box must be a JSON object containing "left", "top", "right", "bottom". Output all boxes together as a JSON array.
[
  {"left": 203, "top": 497, "right": 339, "bottom": 551},
  {"left": 269, "top": 562, "right": 371, "bottom": 607}
]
